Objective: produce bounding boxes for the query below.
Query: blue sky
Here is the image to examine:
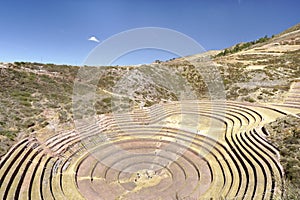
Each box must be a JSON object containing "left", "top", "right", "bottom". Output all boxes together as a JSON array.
[{"left": 0, "top": 0, "right": 299, "bottom": 65}]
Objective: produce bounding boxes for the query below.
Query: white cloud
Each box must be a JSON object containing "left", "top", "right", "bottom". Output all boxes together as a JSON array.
[{"left": 88, "top": 36, "right": 100, "bottom": 43}]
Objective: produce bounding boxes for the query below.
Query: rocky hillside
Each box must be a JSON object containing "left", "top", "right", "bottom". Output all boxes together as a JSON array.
[
  {"left": 0, "top": 62, "right": 77, "bottom": 154},
  {"left": 0, "top": 23, "right": 300, "bottom": 157},
  {"left": 265, "top": 114, "right": 300, "bottom": 199},
  {"left": 0, "top": 61, "right": 212, "bottom": 155},
  {"left": 213, "top": 23, "right": 300, "bottom": 103}
]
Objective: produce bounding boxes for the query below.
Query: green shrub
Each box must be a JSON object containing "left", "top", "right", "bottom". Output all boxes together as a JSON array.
[
  {"left": 215, "top": 35, "right": 271, "bottom": 57},
  {"left": 0, "top": 130, "right": 17, "bottom": 140},
  {"left": 257, "top": 95, "right": 263, "bottom": 100},
  {"left": 244, "top": 96, "right": 255, "bottom": 103}
]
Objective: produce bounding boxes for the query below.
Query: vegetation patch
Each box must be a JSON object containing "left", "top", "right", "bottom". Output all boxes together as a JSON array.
[
  {"left": 265, "top": 115, "right": 300, "bottom": 199},
  {"left": 215, "top": 35, "right": 273, "bottom": 57}
]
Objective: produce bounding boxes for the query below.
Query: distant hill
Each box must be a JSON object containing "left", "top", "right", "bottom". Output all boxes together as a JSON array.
[
  {"left": 277, "top": 23, "right": 300, "bottom": 36},
  {"left": 213, "top": 23, "right": 300, "bottom": 103}
]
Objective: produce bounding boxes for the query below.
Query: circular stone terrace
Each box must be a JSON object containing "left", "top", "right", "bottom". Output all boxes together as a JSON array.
[{"left": 1, "top": 99, "right": 300, "bottom": 199}]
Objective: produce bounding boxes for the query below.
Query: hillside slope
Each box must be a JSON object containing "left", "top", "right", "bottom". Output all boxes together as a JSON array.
[
  {"left": 0, "top": 23, "right": 299, "bottom": 156},
  {"left": 213, "top": 23, "right": 300, "bottom": 103}
]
